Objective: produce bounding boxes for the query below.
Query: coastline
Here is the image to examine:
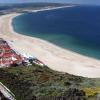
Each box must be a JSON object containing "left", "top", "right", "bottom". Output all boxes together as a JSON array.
[
  {"left": 32, "top": 5, "right": 75, "bottom": 12},
  {"left": 0, "top": 12, "right": 100, "bottom": 78}
]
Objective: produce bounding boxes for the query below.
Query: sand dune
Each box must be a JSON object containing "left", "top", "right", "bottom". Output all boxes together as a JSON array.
[{"left": 0, "top": 13, "right": 100, "bottom": 78}]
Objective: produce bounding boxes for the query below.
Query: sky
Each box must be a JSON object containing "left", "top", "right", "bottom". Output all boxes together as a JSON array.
[{"left": 0, "top": 0, "right": 100, "bottom": 5}]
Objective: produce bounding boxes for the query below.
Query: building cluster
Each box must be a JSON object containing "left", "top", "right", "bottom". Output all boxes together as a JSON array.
[
  {"left": 0, "top": 38, "right": 22, "bottom": 67},
  {"left": 0, "top": 38, "right": 45, "bottom": 67}
]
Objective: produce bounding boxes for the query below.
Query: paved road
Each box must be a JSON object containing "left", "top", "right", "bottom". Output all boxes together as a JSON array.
[{"left": 0, "top": 82, "right": 16, "bottom": 100}]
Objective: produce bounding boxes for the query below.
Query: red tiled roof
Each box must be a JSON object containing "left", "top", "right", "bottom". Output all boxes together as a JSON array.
[
  {"left": 0, "top": 39, "right": 23, "bottom": 66},
  {"left": 2, "top": 53, "right": 13, "bottom": 57}
]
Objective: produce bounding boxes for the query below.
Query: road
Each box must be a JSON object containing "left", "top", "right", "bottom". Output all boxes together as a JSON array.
[{"left": 0, "top": 82, "right": 16, "bottom": 100}]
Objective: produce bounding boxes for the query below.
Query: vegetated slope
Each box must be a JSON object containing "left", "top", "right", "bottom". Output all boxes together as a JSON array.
[{"left": 0, "top": 64, "right": 100, "bottom": 100}]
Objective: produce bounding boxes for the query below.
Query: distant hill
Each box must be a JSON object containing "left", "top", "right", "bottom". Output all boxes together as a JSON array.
[
  {"left": 0, "top": 3, "right": 76, "bottom": 15},
  {"left": 0, "top": 3, "right": 74, "bottom": 11}
]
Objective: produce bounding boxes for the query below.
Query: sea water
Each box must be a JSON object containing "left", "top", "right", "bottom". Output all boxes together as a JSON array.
[{"left": 12, "top": 5, "right": 100, "bottom": 59}]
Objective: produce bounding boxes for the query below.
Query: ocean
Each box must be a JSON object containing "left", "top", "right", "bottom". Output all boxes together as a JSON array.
[{"left": 12, "top": 5, "right": 100, "bottom": 59}]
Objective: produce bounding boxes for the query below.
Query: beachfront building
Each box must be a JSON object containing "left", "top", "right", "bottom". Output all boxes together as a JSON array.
[
  {"left": 22, "top": 53, "right": 45, "bottom": 67},
  {"left": 0, "top": 38, "right": 22, "bottom": 67}
]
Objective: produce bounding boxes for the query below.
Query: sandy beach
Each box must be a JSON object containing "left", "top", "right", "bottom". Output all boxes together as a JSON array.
[{"left": 0, "top": 12, "right": 100, "bottom": 78}]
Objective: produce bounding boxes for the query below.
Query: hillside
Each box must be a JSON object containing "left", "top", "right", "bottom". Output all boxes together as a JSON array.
[{"left": 0, "top": 64, "right": 100, "bottom": 100}]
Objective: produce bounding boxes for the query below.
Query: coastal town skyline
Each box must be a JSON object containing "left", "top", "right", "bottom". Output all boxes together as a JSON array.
[{"left": 0, "top": 0, "right": 100, "bottom": 5}]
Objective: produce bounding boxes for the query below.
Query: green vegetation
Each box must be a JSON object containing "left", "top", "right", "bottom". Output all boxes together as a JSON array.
[{"left": 0, "top": 64, "right": 100, "bottom": 100}]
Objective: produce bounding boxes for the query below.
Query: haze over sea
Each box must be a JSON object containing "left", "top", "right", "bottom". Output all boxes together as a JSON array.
[{"left": 12, "top": 5, "right": 100, "bottom": 59}]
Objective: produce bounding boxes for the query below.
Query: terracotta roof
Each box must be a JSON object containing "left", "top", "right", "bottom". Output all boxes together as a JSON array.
[{"left": 0, "top": 39, "right": 23, "bottom": 66}]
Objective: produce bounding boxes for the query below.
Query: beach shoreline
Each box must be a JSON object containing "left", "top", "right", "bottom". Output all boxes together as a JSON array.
[{"left": 0, "top": 10, "right": 100, "bottom": 78}]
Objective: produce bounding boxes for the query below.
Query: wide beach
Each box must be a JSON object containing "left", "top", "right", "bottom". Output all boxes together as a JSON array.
[{"left": 0, "top": 12, "right": 100, "bottom": 78}]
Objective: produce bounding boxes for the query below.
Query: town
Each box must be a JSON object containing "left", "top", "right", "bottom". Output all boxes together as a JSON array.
[{"left": 0, "top": 38, "right": 45, "bottom": 68}]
